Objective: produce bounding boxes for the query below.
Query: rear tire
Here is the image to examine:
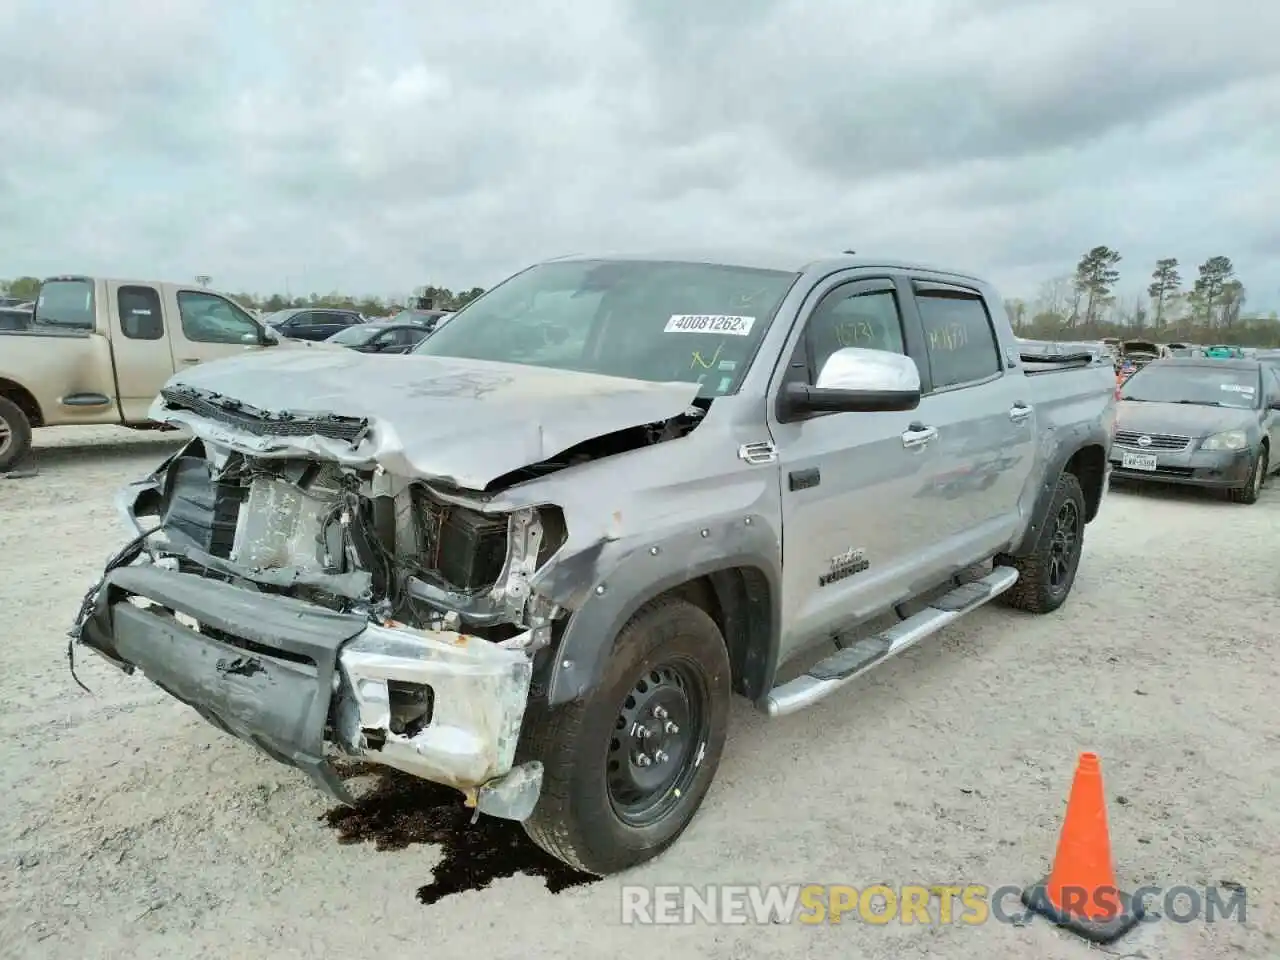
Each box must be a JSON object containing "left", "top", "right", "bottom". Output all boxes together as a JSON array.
[
  {"left": 519, "top": 596, "right": 731, "bottom": 875},
  {"left": 1227, "top": 446, "right": 1266, "bottom": 505},
  {"left": 0, "top": 395, "right": 32, "bottom": 473},
  {"left": 995, "top": 472, "right": 1086, "bottom": 614}
]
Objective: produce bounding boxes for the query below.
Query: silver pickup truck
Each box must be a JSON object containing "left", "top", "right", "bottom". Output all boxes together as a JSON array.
[{"left": 72, "top": 252, "right": 1116, "bottom": 876}]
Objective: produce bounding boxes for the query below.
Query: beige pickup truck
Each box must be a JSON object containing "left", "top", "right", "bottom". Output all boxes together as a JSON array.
[{"left": 0, "top": 276, "right": 302, "bottom": 471}]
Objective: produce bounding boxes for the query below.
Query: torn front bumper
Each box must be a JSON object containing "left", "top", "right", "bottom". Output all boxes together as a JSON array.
[{"left": 75, "top": 563, "right": 540, "bottom": 817}]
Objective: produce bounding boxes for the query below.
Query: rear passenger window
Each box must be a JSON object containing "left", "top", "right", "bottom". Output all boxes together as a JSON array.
[
  {"left": 804, "top": 286, "right": 906, "bottom": 384},
  {"left": 916, "top": 289, "right": 1001, "bottom": 388},
  {"left": 118, "top": 285, "right": 164, "bottom": 340}
]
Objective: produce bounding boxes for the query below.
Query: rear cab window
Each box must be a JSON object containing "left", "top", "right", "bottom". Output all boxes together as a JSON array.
[
  {"left": 33, "top": 278, "right": 96, "bottom": 330},
  {"left": 912, "top": 282, "right": 1003, "bottom": 389}
]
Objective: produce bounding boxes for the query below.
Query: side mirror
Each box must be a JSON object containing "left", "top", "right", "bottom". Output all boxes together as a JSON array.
[
  {"left": 779, "top": 348, "right": 921, "bottom": 419},
  {"left": 258, "top": 327, "right": 280, "bottom": 346}
]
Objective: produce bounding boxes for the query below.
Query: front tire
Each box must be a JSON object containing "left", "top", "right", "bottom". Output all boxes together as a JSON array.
[
  {"left": 1227, "top": 446, "right": 1266, "bottom": 505},
  {"left": 995, "top": 472, "right": 1086, "bottom": 614},
  {"left": 520, "top": 596, "right": 731, "bottom": 875},
  {"left": 0, "top": 395, "right": 33, "bottom": 473}
]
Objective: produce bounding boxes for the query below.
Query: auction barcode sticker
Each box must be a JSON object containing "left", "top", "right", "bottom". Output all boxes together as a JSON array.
[{"left": 664, "top": 314, "right": 757, "bottom": 336}]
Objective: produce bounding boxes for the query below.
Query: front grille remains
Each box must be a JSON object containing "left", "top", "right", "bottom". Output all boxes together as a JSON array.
[
  {"left": 160, "top": 386, "right": 369, "bottom": 445},
  {"left": 1114, "top": 430, "right": 1190, "bottom": 451}
]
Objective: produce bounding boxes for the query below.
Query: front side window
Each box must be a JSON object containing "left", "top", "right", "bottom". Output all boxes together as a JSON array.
[
  {"left": 916, "top": 290, "right": 1002, "bottom": 388},
  {"left": 1122, "top": 365, "right": 1261, "bottom": 410},
  {"left": 34, "top": 279, "right": 95, "bottom": 329},
  {"left": 178, "top": 291, "right": 260, "bottom": 344},
  {"left": 803, "top": 284, "right": 906, "bottom": 384},
  {"left": 414, "top": 259, "right": 799, "bottom": 397}
]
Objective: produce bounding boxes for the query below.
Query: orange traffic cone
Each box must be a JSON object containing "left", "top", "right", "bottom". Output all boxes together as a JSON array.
[{"left": 1021, "top": 752, "right": 1145, "bottom": 944}]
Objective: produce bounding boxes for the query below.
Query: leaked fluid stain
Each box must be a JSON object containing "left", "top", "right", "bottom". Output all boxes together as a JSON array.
[{"left": 321, "top": 766, "right": 598, "bottom": 905}]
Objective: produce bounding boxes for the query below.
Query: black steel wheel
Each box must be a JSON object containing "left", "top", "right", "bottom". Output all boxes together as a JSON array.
[
  {"left": 607, "top": 658, "right": 710, "bottom": 828},
  {"left": 519, "top": 595, "right": 731, "bottom": 875}
]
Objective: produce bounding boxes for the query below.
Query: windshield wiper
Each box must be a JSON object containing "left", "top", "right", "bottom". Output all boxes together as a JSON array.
[{"left": 1174, "top": 400, "right": 1226, "bottom": 407}]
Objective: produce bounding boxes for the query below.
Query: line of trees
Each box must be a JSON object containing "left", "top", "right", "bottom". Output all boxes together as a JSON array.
[
  {"left": 0, "top": 277, "right": 486, "bottom": 317},
  {"left": 1006, "top": 249, "right": 1279, "bottom": 346}
]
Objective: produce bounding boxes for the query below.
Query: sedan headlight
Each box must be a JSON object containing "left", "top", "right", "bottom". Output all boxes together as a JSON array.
[{"left": 1201, "top": 430, "right": 1249, "bottom": 451}]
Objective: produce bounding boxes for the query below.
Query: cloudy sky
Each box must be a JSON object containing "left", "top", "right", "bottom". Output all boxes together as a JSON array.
[{"left": 2, "top": 0, "right": 1278, "bottom": 309}]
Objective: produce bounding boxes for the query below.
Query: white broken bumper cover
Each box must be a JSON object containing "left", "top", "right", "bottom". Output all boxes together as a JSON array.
[{"left": 73, "top": 561, "right": 543, "bottom": 820}]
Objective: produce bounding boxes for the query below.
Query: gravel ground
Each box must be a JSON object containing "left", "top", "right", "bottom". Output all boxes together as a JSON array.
[{"left": 1, "top": 426, "right": 1276, "bottom": 960}]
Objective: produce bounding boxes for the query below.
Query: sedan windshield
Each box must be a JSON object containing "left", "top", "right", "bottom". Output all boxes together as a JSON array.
[
  {"left": 327, "top": 325, "right": 379, "bottom": 345},
  {"left": 1121, "top": 365, "right": 1260, "bottom": 409},
  {"left": 412, "top": 259, "right": 799, "bottom": 397}
]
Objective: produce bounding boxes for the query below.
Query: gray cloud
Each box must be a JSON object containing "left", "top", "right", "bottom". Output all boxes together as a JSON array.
[{"left": 1, "top": 0, "right": 1278, "bottom": 309}]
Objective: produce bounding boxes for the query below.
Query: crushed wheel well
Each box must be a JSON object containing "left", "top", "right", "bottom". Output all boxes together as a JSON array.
[
  {"left": 662, "top": 567, "right": 774, "bottom": 701},
  {"left": 1065, "top": 444, "right": 1106, "bottom": 522}
]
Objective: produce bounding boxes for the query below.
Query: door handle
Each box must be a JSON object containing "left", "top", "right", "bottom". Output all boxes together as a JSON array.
[
  {"left": 1009, "top": 403, "right": 1032, "bottom": 422},
  {"left": 902, "top": 424, "right": 937, "bottom": 449},
  {"left": 180, "top": 357, "right": 200, "bottom": 365}
]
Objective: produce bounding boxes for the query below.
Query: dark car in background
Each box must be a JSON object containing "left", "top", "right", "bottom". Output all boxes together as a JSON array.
[
  {"left": 1110, "top": 357, "right": 1280, "bottom": 503},
  {"left": 0, "top": 306, "right": 31, "bottom": 331},
  {"left": 389, "top": 308, "right": 452, "bottom": 332},
  {"left": 262, "top": 307, "right": 365, "bottom": 342},
  {"left": 324, "top": 321, "right": 430, "bottom": 354}
]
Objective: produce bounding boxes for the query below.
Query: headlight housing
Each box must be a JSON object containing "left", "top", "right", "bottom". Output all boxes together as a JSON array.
[{"left": 1201, "top": 430, "right": 1249, "bottom": 451}]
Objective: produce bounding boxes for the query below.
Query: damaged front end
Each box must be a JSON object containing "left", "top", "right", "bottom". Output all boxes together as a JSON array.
[{"left": 71, "top": 434, "right": 569, "bottom": 821}]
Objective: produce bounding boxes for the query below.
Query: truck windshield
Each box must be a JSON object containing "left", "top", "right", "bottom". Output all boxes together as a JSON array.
[
  {"left": 412, "top": 259, "right": 799, "bottom": 397},
  {"left": 1121, "top": 365, "right": 1260, "bottom": 409},
  {"left": 34, "top": 279, "right": 95, "bottom": 329}
]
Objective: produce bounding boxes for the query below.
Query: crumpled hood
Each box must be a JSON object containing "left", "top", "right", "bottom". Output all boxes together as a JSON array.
[
  {"left": 1116, "top": 400, "right": 1255, "bottom": 438},
  {"left": 151, "top": 349, "right": 701, "bottom": 490}
]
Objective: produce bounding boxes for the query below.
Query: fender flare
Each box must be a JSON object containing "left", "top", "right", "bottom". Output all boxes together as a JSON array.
[
  {"left": 1009, "top": 426, "right": 1109, "bottom": 556},
  {"left": 538, "top": 516, "right": 783, "bottom": 708}
]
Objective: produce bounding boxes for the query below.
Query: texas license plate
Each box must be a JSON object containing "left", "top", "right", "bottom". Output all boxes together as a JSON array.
[{"left": 1122, "top": 452, "right": 1158, "bottom": 471}]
